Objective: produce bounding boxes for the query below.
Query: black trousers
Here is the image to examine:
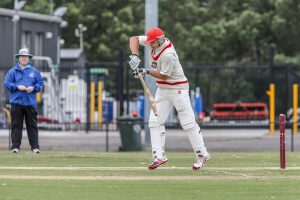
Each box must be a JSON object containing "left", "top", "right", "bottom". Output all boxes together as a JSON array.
[{"left": 10, "top": 105, "right": 39, "bottom": 150}]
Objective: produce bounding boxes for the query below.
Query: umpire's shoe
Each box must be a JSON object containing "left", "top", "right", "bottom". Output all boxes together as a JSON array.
[
  {"left": 11, "top": 148, "right": 20, "bottom": 153},
  {"left": 32, "top": 149, "right": 40, "bottom": 154}
]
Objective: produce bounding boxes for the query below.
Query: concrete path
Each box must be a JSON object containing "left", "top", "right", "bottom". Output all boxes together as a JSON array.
[{"left": 0, "top": 128, "right": 299, "bottom": 152}]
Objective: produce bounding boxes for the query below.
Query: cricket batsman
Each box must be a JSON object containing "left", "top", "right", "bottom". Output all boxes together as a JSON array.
[{"left": 128, "top": 27, "right": 210, "bottom": 170}]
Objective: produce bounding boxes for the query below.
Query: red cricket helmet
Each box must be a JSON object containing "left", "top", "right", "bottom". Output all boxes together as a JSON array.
[{"left": 146, "top": 27, "right": 164, "bottom": 43}]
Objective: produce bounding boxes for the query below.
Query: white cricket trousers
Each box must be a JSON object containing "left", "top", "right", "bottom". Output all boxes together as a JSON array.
[{"left": 148, "top": 87, "right": 209, "bottom": 159}]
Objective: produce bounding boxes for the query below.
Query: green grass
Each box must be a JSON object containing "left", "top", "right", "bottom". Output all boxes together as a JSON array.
[{"left": 0, "top": 151, "right": 300, "bottom": 200}]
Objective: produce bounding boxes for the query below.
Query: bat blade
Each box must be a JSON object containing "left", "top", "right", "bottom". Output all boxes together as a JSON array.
[{"left": 138, "top": 73, "right": 158, "bottom": 116}]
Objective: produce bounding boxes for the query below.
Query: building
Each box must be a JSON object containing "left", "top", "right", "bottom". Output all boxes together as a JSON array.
[
  {"left": 60, "top": 48, "right": 86, "bottom": 68},
  {"left": 0, "top": 7, "right": 64, "bottom": 67},
  {"left": 0, "top": 7, "right": 91, "bottom": 129},
  {"left": 0, "top": 7, "right": 70, "bottom": 120}
]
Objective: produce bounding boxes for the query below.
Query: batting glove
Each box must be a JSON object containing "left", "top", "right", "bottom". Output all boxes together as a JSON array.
[
  {"left": 132, "top": 70, "right": 139, "bottom": 79},
  {"left": 132, "top": 68, "right": 149, "bottom": 79},
  {"left": 128, "top": 54, "right": 141, "bottom": 71},
  {"left": 138, "top": 68, "right": 150, "bottom": 76}
]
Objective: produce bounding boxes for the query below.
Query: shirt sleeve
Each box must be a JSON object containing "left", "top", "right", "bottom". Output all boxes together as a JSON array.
[
  {"left": 139, "top": 36, "right": 151, "bottom": 48},
  {"left": 34, "top": 70, "right": 44, "bottom": 92},
  {"left": 4, "top": 69, "right": 17, "bottom": 92},
  {"left": 160, "top": 53, "right": 176, "bottom": 76}
]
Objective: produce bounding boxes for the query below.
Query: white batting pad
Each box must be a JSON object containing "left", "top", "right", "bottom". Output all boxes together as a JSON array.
[
  {"left": 185, "top": 124, "right": 209, "bottom": 157},
  {"left": 150, "top": 126, "right": 163, "bottom": 159},
  {"left": 160, "top": 125, "right": 166, "bottom": 157}
]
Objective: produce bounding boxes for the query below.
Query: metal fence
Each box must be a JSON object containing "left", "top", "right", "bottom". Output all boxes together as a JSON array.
[{"left": 1, "top": 62, "right": 300, "bottom": 130}]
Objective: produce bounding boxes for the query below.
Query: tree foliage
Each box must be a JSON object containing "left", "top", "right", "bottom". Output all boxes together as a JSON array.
[
  {"left": 1, "top": 0, "right": 299, "bottom": 64},
  {"left": 2, "top": 0, "right": 299, "bottom": 111}
]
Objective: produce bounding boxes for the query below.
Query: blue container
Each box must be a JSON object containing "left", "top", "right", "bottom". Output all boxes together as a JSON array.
[
  {"left": 195, "top": 95, "right": 203, "bottom": 115},
  {"left": 138, "top": 95, "right": 144, "bottom": 118},
  {"left": 102, "top": 100, "right": 113, "bottom": 122}
]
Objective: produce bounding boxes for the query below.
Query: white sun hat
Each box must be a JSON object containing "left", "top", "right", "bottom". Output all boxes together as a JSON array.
[{"left": 15, "top": 48, "right": 33, "bottom": 59}]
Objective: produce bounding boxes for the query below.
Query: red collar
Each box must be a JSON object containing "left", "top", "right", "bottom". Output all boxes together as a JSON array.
[{"left": 151, "top": 42, "right": 172, "bottom": 61}]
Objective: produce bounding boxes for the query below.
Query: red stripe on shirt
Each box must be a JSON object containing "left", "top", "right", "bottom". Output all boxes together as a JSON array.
[
  {"left": 156, "top": 80, "right": 188, "bottom": 85},
  {"left": 152, "top": 43, "right": 173, "bottom": 61}
]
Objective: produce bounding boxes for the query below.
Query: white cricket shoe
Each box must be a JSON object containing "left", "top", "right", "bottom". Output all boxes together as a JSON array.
[
  {"left": 11, "top": 148, "right": 19, "bottom": 153},
  {"left": 192, "top": 154, "right": 210, "bottom": 170},
  {"left": 148, "top": 156, "right": 168, "bottom": 170},
  {"left": 162, "top": 155, "right": 168, "bottom": 164},
  {"left": 32, "top": 149, "right": 40, "bottom": 154}
]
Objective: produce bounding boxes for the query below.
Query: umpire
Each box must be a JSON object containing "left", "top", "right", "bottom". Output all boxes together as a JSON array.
[{"left": 4, "top": 48, "right": 44, "bottom": 153}]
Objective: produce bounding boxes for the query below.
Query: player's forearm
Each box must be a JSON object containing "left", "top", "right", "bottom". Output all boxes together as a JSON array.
[
  {"left": 129, "top": 36, "right": 140, "bottom": 55},
  {"left": 149, "top": 69, "right": 168, "bottom": 80}
]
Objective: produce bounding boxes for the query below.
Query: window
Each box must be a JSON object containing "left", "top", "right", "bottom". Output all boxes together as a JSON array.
[
  {"left": 21, "top": 31, "right": 31, "bottom": 50},
  {"left": 34, "top": 32, "right": 44, "bottom": 56}
]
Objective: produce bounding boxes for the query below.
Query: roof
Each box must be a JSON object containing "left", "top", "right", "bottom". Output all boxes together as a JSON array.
[
  {"left": 0, "top": 7, "right": 61, "bottom": 23},
  {"left": 60, "top": 48, "right": 83, "bottom": 59}
]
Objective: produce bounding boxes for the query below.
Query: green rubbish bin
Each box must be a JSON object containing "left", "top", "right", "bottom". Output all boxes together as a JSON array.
[{"left": 117, "top": 116, "right": 143, "bottom": 151}]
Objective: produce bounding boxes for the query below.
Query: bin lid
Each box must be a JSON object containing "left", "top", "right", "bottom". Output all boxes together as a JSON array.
[{"left": 116, "top": 115, "right": 143, "bottom": 121}]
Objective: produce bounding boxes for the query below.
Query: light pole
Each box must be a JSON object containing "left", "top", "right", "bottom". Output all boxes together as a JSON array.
[
  {"left": 49, "top": 0, "right": 54, "bottom": 15},
  {"left": 144, "top": 0, "right": 158, "bottom": 144},
  {"left": 12, "top": 0, "right": 26, "bottom": 63},
  {"left": 75, "top": 23, "right": 87, "bottom": 50},
  {"left": 53, "top": 6, "right": 68, "bottom": 66}
]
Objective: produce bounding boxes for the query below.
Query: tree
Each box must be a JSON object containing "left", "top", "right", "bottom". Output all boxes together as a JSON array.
[{"left": 2, "top": 0, "right": 299, "bottom": 63}]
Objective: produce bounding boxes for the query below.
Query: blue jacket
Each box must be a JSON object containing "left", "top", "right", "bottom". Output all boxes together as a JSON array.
[{"left": 4, "top": 63, "right": 44, "bottom": 108}]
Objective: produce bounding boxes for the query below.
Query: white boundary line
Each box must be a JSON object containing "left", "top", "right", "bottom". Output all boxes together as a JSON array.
[
  {"left": 0, "top": 166, "right": 300, "bottom": 170},
  {"left": 1, "top": 166, "right": 300, "bottom": 180},
  {"left": 0, "top": 175, "right": 300, "bottom": 181}
]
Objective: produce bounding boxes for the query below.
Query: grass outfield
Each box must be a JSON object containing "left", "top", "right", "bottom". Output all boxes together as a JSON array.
[{"left": 0, "top": 151, "right": 300, "bottom": 200}]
